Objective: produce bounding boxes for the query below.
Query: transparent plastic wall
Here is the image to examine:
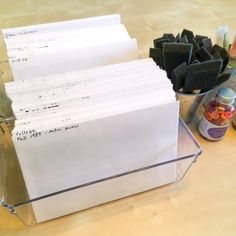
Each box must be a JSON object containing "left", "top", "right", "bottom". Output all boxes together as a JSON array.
[{"left": 0, "top": 117, "right": 201, "bottom": 225}]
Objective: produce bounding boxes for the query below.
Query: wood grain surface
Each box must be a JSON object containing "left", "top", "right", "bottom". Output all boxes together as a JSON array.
[{"left": 0, "top": 0, "right": 236, "bottom": 235}]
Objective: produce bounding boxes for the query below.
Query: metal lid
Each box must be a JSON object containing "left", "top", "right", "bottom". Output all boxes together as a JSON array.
[{"left": 216, "top": 88, "right": 236, "bottom": 105}]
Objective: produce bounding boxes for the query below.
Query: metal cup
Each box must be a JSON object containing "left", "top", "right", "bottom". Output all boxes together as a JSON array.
[{"left": 176, "top": 90, "right": 212, "bottom": 123}]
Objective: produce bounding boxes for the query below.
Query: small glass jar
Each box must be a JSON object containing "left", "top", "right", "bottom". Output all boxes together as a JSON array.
[{"left": 199, "top": 88, "right": 235, "bottom": 141}]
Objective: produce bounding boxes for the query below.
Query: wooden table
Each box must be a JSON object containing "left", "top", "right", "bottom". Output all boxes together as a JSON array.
[{"left": 0, "top": 0, "right": 236, "bottom": 235}]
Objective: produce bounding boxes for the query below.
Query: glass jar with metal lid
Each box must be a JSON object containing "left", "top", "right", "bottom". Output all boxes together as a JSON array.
[{"left": 199, "top": 87, "right": 236, "bottom": 141}]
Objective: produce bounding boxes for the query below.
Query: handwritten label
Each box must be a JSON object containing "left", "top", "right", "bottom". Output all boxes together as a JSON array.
[
  {"left": 15, "top": 129, "right": 36, "bottom": 136},
  {"left": 17, "top": 136, "right": 27, "bottom": 141},
  {"left": 15, "top": 124, "right": 80, "bottom": 141},
  {"left": 5, "top": 30, "right": 38, "bottom": 39},
  {"left": 11, "top": 57, "right": 28, "bottom": 63},
  {"left": 65, "top": 124, "right": 80, "bottom": 131}
]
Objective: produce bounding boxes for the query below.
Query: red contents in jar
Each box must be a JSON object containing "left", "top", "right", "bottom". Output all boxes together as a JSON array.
[{"left": 204, "top": 100, "right": 234, "bottom": 126}]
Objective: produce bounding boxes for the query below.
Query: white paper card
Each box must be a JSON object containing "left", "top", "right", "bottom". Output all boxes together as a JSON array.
[
  {"left": 2, "top": 14, "right": 121, "bottom": 40},
  {"left": 9, "top": 39, "right": 138, "bottom": 80},
  {"left": 13, "top": 102, "right": 179, "bottom": 199}
]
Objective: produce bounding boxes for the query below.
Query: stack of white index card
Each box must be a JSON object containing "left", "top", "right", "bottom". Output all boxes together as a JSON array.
[
  {"left": 2, "top": 14, "right": 138, "bottom": 80},
  {"left": 2, "top": 15, "right": 179, "bottom": 223}
]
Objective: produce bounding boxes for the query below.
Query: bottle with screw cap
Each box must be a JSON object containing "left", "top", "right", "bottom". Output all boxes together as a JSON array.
[{"left": 199, "top": 88, "right": 236, "bottom": 141}]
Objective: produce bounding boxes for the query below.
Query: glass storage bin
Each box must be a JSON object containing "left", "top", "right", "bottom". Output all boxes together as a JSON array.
[{"left": 0, "top": 116, "right": 201, "bottom": 225}]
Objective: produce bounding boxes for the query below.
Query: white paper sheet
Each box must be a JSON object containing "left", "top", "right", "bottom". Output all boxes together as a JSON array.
[
  {"left": 5, "top": 24, "right": 131, "bottom": 58},
  {"left": 9, "top": 39, "right": 138, "bottom": 80},
  {"left": 5, "top": 58, "right": 156, "bottom": 92},
  {"left": 13, "top": 101, "right": 179, "bottom": 200},
  {"left": 32, "top": 162, "right": 176, "bottom": 223},
  {"left": 2, "top": 14, "right": 121, "bottom": 40}
]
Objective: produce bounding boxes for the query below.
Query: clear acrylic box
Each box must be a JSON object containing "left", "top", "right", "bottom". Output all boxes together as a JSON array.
[{"left": 0, "top": 116, "right": 201, "bottom": 225}]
